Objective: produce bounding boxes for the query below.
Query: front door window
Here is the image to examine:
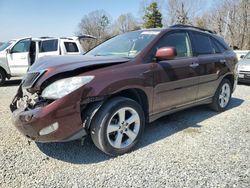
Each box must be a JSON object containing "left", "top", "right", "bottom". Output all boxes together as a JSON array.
[{"left": 12, "top": 39, "right": 31, "bottom": 53}]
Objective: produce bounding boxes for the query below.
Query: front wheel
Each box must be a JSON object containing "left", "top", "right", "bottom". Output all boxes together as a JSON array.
[
  {"left": 210, "top": 79, "right": 232, "bottom": 112},
  {"left": 90, "top": 97, "right": 145, "bottom": 156}
]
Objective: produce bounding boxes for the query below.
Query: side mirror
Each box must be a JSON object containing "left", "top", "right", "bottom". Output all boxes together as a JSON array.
[
  {"left": 155, "top": 47, "right": 177, "bottom": 60},
  {"left": 240, "top": 55, "right": 245, "bottom": 59}
]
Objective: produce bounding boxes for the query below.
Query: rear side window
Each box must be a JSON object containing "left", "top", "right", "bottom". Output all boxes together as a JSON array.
[
  {"left": 64, "top": 42, "right": 79, "bottom": 52},
  {"left": 192, "top": 33, "right": 214, "bottom": 55},
  {"left": 40, "top": 39, "right": 58, "bottom": 52}
]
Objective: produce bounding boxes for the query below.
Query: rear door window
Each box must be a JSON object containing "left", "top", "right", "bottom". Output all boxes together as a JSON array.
[
  {"left": 192, "top": 33, "right": 214, "bottom": 55},
  {"left": 39, "top": 39, "right": 58, "bottom": 52},
  {"left": 64, "top": 42, "right": 79, "bottom": 52}
]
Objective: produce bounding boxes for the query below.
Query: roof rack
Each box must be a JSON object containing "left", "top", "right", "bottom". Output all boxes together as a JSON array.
[
  {"left": 170, "top": 24, "right": 216, "bottom": 34},
  {"left": 60, "top": 37, "right": 73, "bottom": 40},
  {"left": 39, "top": 36, "right": 54, "bottom": 39}
]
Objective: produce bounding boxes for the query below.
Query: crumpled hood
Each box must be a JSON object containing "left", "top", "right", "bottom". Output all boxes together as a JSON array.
[{"left": 29, "top": 55, "right": 130, "bottom": 73}]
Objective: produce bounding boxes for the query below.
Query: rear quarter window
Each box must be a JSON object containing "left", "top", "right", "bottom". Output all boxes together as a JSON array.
[
  {"left": 39, "top": 39, "right": 58, "bottom": 52},
  {"left": 210, "top": 37, "right": 226, "bottom": 54},
  {"left": 213, "top": 35, "right": 230, "bottom": 50},
  {"left": 64, "top": 42, "right": 79, "bottom": 53}
]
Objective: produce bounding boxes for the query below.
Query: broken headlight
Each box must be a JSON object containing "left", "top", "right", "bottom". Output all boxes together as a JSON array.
[{"left": 41, "top": 76, "right": 94, "bottom": 99}]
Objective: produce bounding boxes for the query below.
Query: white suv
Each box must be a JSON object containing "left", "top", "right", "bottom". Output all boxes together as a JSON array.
[{"left": 0, "top": 35, "right": 95, "bottom": 85}]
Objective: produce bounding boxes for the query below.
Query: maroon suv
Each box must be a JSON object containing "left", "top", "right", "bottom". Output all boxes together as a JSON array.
[{"left": 10, "top": 25, "right": 238, "bottom": 156}]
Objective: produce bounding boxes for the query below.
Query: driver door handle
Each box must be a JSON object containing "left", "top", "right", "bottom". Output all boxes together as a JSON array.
[{"left": 189, "top": 62, "right": 199, "bottom": 68}]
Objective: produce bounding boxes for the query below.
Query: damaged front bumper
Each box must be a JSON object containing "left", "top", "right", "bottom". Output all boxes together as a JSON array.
[{"left": 10, "top": 85, "right": 87, "bottom": 143}]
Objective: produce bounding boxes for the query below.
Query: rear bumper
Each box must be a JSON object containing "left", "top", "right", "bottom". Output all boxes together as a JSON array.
[{"left": 11, "top": 87, "right": 87, "bottom": 143}]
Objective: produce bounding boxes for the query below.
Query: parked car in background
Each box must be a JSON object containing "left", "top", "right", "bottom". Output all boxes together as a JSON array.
[
  {"left": 238, "top": 51, "right": 250, "bottom": 83},
  {"left": 0, "top": 40, "right": 16, "bottom": 51},
  {"left": 0, "top": 35, "right": 96, "bottom": 85},
  {"left": 10, "top": 25, "right": 238, "bottom": 156},
  {"left": 234, "top": 50, "right": 249, "bottom": 61}
]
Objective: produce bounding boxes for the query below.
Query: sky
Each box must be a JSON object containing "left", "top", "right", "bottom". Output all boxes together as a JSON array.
[
  {"left": 0, "top": 0, "right": 214, "bottom": 42},
  {"left": 0, "top": 0, "right": 142, "bottom": 41}
]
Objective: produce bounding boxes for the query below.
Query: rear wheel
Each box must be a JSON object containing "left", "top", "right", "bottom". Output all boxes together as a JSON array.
[
  {"left": 90, "top": 97, "right": 145, "bottom": 156},
  {"left": 210, "top": 79, "right": 232, "bottom": 112},
  {"left": 0, "top": 69, "right": 6, "bottom": 86}
]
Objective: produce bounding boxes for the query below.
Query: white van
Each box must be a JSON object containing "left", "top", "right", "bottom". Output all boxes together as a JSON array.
[{"left": 0, "top": 35, "right": 96, "bottom": 85}]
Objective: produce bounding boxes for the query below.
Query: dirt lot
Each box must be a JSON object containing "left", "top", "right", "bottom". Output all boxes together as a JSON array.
[{"left": 0, "top": 79, "right": 249, "bottom": 188}]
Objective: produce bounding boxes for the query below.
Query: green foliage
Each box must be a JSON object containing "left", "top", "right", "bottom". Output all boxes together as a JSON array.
[{"left": 143, "top": 2, "right": 163, "bottom": 28}]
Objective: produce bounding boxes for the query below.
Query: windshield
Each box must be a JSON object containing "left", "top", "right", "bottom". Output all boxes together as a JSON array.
[
  {"left": 244, "top": 52, "right": 250, "bottom": 59},
  {"left": 87, "top": 30, "right": 160, "bottom": 58},
  {"left": 0, "top": 40, "right": 16, "bottom": 51}
]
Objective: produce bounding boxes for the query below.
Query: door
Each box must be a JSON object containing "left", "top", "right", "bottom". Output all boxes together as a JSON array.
[
  {"left": 153, "top": 31, "right": 199, "bottom": 114},
  {"left": 191, "top": 32, "right": 226, "bottom": 99},
  {"left": 7, "top": 38, "right": 31, "bottom": 76}
]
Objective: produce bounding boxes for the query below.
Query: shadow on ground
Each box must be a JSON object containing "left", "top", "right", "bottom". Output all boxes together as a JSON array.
[
  {"left": 1, "top": 79, "right": 21, "bottom": 87},
  {"left": 37, "top": 97, "right": 244, "bottom": 164}
]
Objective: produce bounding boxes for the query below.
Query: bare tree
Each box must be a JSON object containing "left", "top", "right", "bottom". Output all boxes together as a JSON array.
[
  {"left": 77, "top": 10, "right": 112, "bottom": 50},
  {"left": 113, "top": 13, "right": 140, "bottom": 34},
  {"left": 203, "top": 0, "right": 250, "bottom": 49},
  {"left": 171, "top": 0, "right": 250, "bottom": 50},
  {"left": 166, "top": 0, "right": 203, "bottom": 25}
]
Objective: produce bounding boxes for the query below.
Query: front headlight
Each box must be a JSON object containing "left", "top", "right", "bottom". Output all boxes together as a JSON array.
[{"left": 41, "top": 76, "right": 94, "bottom": 99}]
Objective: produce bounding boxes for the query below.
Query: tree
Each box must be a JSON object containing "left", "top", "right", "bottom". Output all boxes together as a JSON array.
[
  {"left": 166, "top": 0, "right": 203, "bottom": 25},
  {"left": 164, "top": 0, "right": 249, "bottom": 50},
  {"left": 143, "top": 2, "right": 163, "bottom": 28},
  {"left": 200, "top": 0, "right": 250, "bottom": 49},
  {"left": 77, "top": 10, "right": 112, "bottom": 50},
  {"left": 114, "top": 13, "right": 140, "bottom": 34}
]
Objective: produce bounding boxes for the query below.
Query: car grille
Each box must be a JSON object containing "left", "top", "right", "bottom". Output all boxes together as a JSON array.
[{"left": 22, "top": 72, "right": 43, "bottom": 88}]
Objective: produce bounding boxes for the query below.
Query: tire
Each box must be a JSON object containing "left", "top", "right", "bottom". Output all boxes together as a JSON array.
[
  {"left": 0, "top": 69, "right": 6, "bottom": 86},
  {"left": 210, "top": 79, "right": 232, "bottom": 112},
  {"left": 90, "top": 97, "right": 145, "bottom": 156}
]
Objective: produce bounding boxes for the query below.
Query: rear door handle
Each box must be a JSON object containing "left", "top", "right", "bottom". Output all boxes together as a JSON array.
[{"left": 189, "top": 62, "right": 199, "bottom": 68}]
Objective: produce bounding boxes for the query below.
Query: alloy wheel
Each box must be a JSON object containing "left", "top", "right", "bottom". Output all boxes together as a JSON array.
[
  {"left": 106, "top": 107, "right": 140, "bottom": 149},
  {"left": 219, "top": 83, "right": 231, "bottom": 108}
]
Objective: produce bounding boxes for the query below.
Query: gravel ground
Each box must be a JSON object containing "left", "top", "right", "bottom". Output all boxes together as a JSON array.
[{"left": 0, "top": 79, "right": 249, "bottom": 188}]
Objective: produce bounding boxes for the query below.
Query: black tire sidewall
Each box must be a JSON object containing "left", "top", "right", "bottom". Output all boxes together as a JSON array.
[
  {"left": 90, "top": 97, "right": 145, "bottom": 156},
  {"left": 0, "top": 69, "right": 6, "bottom": 86}
]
